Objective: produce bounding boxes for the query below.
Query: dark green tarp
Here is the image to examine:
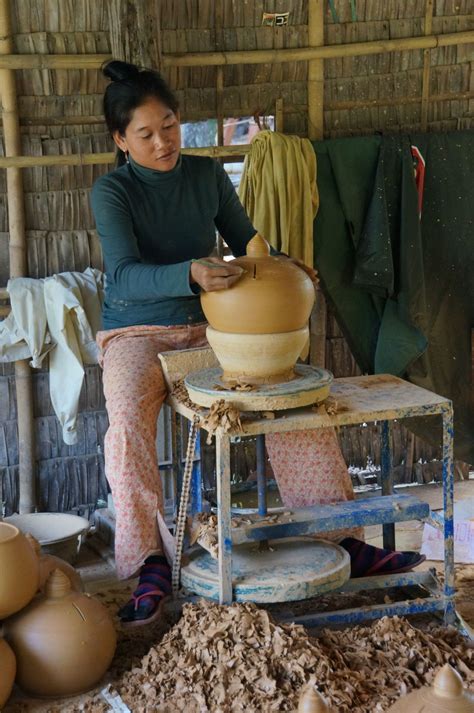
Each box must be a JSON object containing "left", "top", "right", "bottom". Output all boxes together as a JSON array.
[{"left": 313, "top": 131, "right": 474, "bottom": 462}]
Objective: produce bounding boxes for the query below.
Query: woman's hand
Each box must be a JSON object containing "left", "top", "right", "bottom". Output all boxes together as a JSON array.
[{"left": 190, "top": 257, "right": 245, "bottom": 292}]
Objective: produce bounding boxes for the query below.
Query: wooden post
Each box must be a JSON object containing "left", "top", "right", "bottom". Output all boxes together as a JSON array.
[
  {"left": 308, "top": 0, "right": 324, "bottom": 140},
  {"left": 421, "top": 0, "right": 434, "bottom": 131},
  {"left": 0, "top": 0, "right": 36, "bottom": 513},
  {"left": 308, "top": 0, "right": 326, "bottom": 368},
  {"left": 275, "top": 98, "right": 284, "bottom": 133}
]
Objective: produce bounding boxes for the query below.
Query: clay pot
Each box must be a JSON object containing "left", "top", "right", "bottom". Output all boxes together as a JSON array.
[
  {"left": 201, "top": 234, "right": 315, "bottom": 384},
  {"left": 0, "top": 522, "right": 39, "bottom": 619},
  {"left": 5, "top": 569, "right": 116, "bottom": 698},
  {"left": 387, "top": 664, "right": 474, "bottom": 712},
  {"left": 0, "top": 636, "right": 16, "bottom": 709},
  {"left": 206, "top": 325, "right": 309, "bottom": 385},
  {"left": 200, "top": 234, "right": 315, "bottom": 335},
  {"left": 25, "top": 534, "right": 84, "bottom": 593},
  {"left": 298, "top": 680, "right": 332, "bottom": 712}
]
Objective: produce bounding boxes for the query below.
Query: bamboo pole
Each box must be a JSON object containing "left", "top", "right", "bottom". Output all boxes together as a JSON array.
[
  {"left": 0, "top": 144, "right": 252, "bottom": 168},
  {"left": 308, "top": 0, "right": 324, "bottom": 140},
  {"left": 216, "top": 67, "right": 224, "bottom": 147},
  {"left": 325, "top": 90, "right": 474, "bottom": 111},
  {"left": 0, "top": 30, "right": 471, "bottom": 69},
  {"left": 421, "top": 0, "right": 434, "bottom": 131},
  {"left": 0, "top": 0, "right": 36, "bottom": 513},
  {"left": 275, "top": 98, "right": 284, "bottom": 133},
  {"left": 307, "top": 0, "right": 326, "bottom": 367}
]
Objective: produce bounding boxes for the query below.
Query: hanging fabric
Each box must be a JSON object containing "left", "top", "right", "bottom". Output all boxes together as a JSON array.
[{"left": 238, "top": 130, "right": 319, "bottom": 268}]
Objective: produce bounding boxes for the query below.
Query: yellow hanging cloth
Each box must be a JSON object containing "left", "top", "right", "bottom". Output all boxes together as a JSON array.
[{"left": 238, "top": 130, "right": 319, "bottom": 268}]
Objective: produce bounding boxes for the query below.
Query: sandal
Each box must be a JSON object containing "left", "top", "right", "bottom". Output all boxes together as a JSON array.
[
  {"left": 340, "top": 537, "right": 426, "bottom": 578},
  {"left": 118, "top": 555, "right": 172, "bottom": 627},
  {"left": 119, "top": 588, "right": 170, "bottom": 628}
]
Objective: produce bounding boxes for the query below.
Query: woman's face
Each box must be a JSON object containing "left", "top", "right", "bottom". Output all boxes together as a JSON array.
[{"left": 113, "top": 96, "right": 181, "bottom": 171}]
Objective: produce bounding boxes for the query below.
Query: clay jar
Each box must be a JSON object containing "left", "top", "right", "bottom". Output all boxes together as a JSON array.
[
  {"left": 5, "top": 569, "right": 116, "bottom": 698},
  {"left": 298, "top": 681, "right": 332, "bottom": 712},
  {"left": 387, "top": 664, "right": 474, "bottom": 712},
  {"left": 25, "top": 533, "right": 84, "bottom": 593},
  {"left": 201, "top": 234, "right": 315, "bottom": 384},
  {"left": 0, "top": 636, "right": 16, "bottom": 709},
  {"left": 0, "top": 522, "right": 39, "bottom": 619}
]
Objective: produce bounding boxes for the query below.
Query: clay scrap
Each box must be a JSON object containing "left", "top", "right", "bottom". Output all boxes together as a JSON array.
[{"left": 72, "top": 600, "right": 474, "bottom": 713}]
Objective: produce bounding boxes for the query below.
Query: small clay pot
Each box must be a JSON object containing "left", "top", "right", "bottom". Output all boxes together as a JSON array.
[
  {"left": 5, "top": 569, "right": 116, "bottom": 698},
  {"left": 387, "top": 664, "right": 474, "bottom": 712},
  {"left": 0, "top": 636, "right": 16, "bottom": 709},
  {"left": 0, "top": 522, "right": 39, "bottom": 619},
  {"left": 25, "top": 534, "right": 84, "bottom": 593},
  {"left": 298, "top": 680, "right": 332, "bottom": 712},
  {"left": 201, "top": 234, "right": 315, "bottom": 335}
]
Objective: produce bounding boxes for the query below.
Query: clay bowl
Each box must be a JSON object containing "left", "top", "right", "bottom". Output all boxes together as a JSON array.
[
  {"left": 0, "top": 522, "right": 39, "bottom": 619},
  {"left": 5, "top": 512, "right": 89, "bottom": 564},
  {"left": 206, "top": 325, "right": 309, "bottom": 385}
]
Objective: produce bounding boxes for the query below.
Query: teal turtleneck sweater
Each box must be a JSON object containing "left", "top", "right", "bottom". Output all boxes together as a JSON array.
[{"left": 91, "top": 154, "right": 256, "bottom": 329}]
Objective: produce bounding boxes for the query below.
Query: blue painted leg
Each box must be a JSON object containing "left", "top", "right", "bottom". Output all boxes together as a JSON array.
[
  {"left": 381, "top": 420, "right": 395, "bottom": 550},
  {"left": 442, "top": 405, "right": 456, "bottom": 625},
  {"left": 191, "top": 429, "right": 202, "bottom": 515},
  {"left": 256, "top": 434, "right": 267, "bottom": 517}
]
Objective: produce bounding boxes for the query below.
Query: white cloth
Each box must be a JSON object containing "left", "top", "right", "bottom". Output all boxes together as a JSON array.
[{"left": 0, "top": 268, "right": 104, "bottom": 445}]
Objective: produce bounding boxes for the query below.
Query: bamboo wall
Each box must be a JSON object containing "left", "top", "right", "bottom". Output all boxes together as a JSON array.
[{"left": 0, "top": 0, "right": 472, "bottom": 514}]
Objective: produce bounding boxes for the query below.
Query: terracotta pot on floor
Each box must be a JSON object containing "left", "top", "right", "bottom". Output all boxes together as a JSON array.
[
  {"left": 0, "top": 522, "right": 39, "bottom": 619},
  {"left": 5, "top": 569, "right": 116, "bottom": 698},
  {"left": 0, "top": 636, "right": 16, "bottom": 709}
]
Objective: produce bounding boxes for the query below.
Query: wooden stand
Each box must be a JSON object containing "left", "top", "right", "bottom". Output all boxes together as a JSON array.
[{"left": 163, "top": 349, "right": 456, "bottom": 627}]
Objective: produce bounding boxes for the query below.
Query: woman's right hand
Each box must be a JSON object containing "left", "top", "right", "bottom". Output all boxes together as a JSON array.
[{"left": 190, "top": 257, "right": 245, "bottom": 292}]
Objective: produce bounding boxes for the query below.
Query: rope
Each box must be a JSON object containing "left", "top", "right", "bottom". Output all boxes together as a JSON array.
[{"left": 172, "top": 415, "right": 200, "bottom": 596}]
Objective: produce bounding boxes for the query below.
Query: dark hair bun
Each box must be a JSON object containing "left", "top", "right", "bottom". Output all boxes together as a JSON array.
[{"left": 102, "top": 60, "right": 140, "bottom": 83}]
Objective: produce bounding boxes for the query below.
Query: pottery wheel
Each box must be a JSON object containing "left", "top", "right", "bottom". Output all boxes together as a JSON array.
[
  {"left": 184, "top": 364, "right": 333, "bottom": 411},
  {"left": 181, "top": 538, "right": 350, "bottom": 603}
]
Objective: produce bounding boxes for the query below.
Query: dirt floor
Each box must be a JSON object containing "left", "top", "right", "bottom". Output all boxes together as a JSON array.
[{"left": 4, "top": 479, "right": 474, "bottom": 712}]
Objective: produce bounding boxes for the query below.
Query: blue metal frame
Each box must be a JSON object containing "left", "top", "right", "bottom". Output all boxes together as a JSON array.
[
  {"left": 381, "top": 420, "right": 395, "bottom": 550},
  {"left": 191, "top": 429, "right": 202, "bottom": 514},
  {"left": 174, "top": 382, "right": 457, "bottom": 627},
  {"left": 256, "top": 434, "right": 267, "bottom": 516}
]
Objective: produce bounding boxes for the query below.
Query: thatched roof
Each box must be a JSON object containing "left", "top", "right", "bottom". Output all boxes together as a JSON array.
[
  {"left": 0, "top": 1, "right": 472, "bottom": 514},
  {"left": 5, "top": 0, "right": 473, "bottom": 137}
]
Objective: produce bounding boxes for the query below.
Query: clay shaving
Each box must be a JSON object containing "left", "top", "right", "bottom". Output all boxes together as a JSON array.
[
  {"left": 78, "top": 600, "right": 473, "bottom": 713},
  {"left": 213, "top": 382, "right": 256, "bottom": 392},
  {"left": 190, "top": 512, "right": 294, "bottom": 559},
  {"left": 313, "top": 395, "right": 339, "bottom": 416},
  {"left": 170, "top": 379, "right": 198, "bottom": 410},
  {"left": 201, "top": 399, "right": 243, "bottom": 444}
]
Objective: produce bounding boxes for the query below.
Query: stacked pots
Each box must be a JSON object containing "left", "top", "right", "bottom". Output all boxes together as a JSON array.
[
  {"left": 0, "top": 522, "right": 39, "bottom": 708},
  {"left": 0, "top": 522, "right": 116, "bottom": 704},
  {"left": 201, "top": 234, "right": 315, "bottom": 385}
]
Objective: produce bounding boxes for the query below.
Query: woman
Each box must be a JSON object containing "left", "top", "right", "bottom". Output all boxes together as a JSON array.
[{"left": 92, "top": 61, "right": 424, "bottom": 627}]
